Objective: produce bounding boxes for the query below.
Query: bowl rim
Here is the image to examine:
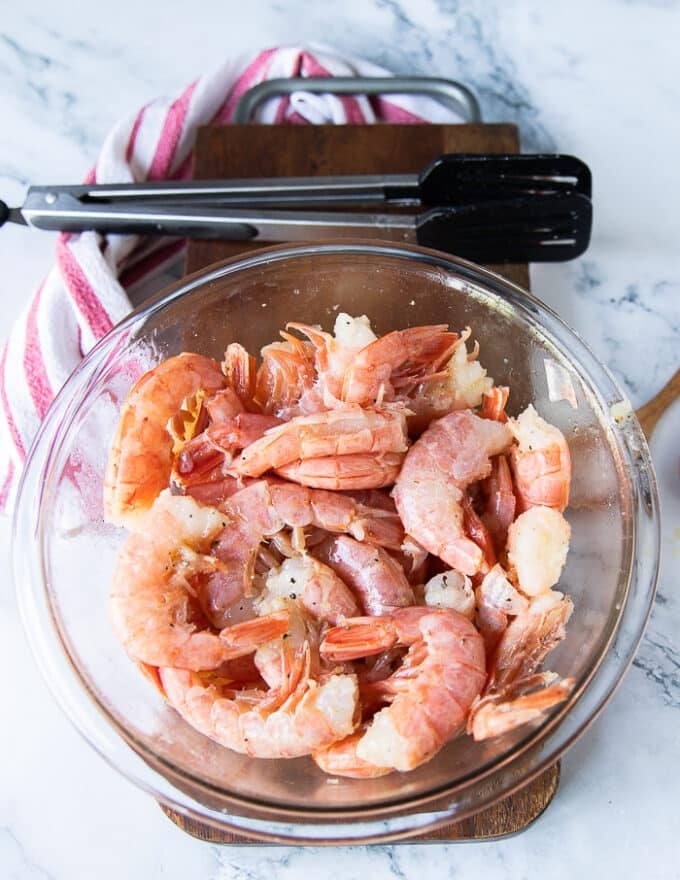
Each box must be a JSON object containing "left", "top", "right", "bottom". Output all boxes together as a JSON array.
[{"left": 12, "top": 240, "right": 660, "bottom": 842}]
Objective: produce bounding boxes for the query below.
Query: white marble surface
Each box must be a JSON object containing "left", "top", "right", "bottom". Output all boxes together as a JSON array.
[{"left": 1, "top": 1, "right": 679, "bottom": 877}]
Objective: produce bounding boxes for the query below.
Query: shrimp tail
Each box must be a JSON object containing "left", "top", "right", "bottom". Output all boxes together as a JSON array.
[
  {"left": 313, "top": 731, "right": 393, "bottom": 778},
  {"left": 219, "top": 610, "right": 291, "bottom": 659},
  {"left": 222, "top": 343, "right": 258, "bottom": 410},
  {"left": 468, "top": 677, "right": 574, "bottom": 741},
  {"left": 321, "top": 616, "right": 400, "bottom": 661}
]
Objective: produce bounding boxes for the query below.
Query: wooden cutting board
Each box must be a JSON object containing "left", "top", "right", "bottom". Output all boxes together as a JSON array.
[
  {"left": 185, "top": 123, "right": 529, "bottom": 290},
  {"left": 165, "top": 121, "right": 557, "bottom": 844}
]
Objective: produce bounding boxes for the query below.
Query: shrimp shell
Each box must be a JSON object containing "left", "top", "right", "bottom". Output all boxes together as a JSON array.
[
  {"left": 276, "top": 451, "right": 404, "bottom": 490},
  {"left": 314, "top": 535, "right": 415, "bottom": 615},
  {"left": 393, "top": 410, "right": 512, "bottom": 575},
  {"left": 159, "top": 608, "right": 359, "bottom": 758},
  {"left": 104, "top": 353, "right": 226, "bottom": 528},
  {"left": 109, "top": 492, "right": 290, "bottom": 670},
  {"left": 509, "top": 404, "right": 571, "bottom": 513},
  {"left": 233, "top": 408, "right": 408, "bottom": 479},
  {"left": 316, "top": 607, "right": 486, "bottom": 775},
  {"left": 341, "top": 325, "right": 459, "bottom": 405}
]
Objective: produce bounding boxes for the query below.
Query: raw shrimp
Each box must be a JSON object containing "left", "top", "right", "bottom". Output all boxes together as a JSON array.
[
  {"left": 256, "top": 331, "right": 317, "bottom": 417},
  {"left": 315, "top": 607, "right": 486, "bottom": 775},
  {"left": 222, "top": 342, "right": 258, "bottom": 410},
  {"left": 203, "top": 479, "right": 405, "bottom": 628},
  {"left": 507, "top": 506, "right": 571, "bottom": 597},
  {"left": 468, "top": 590, "right": 574, "bottom": 741},
  {"left": 286, "top": 313, "right": 378, "bottom": 404},
  {"left": 460, "top": 495, "right": 497, "bottom": 569},
  {"left": 257, "top": 554, "right": 361, "bottom": 624},
  {"left": 393, "top": 410, "right": 512, "bottom": 575},
  {"left": 474, "top": 564, "right": 529, "bottom": 656},
  {"left": 480, "top": 385, "right": 510, "bottom": 422},
  {"left": 341, "top": 325, "right": 459, "bottom": 406},
  {"left": 109, "top": 491, "right": 291, "bottom": 670},
  {"left": 104, "top": 353, "right": 227, "bottom": 528},
  {"left": 422, "top": 569, "right": 475, "bottom": 619},
  {"left": 481, "top": 455, "right": 516, "bottom": 552},
  {"left": 406, "top": 331, "right": 494, "bottom": 432},
  {"left": 468, "top": 679, "right": 574, "bottom": 740},
  {"left": 159, "top": 607, "right": 359, "bottom": 758},
  {"left": 510, "top": 404, "right": 571, "bottom": 512},
  {"left": 173, "top": 414, "right": 282, "bottom": 502},
  {"left": 233, "top": 407, "right": 408, "bottom": 479},
  {"left": 314, "top": 535, "right": 415, "bottom": 615},
  {"left": 276, "top": 451, "right": 404, "bottom": 490},
  {"left": 205, "top": 386, "right": 245, "bottom": 422}
]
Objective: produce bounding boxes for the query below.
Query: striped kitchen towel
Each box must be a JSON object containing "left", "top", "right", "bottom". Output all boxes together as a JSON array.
[{"left": 0, "top": 45, "right": 465, "bottom": 513}]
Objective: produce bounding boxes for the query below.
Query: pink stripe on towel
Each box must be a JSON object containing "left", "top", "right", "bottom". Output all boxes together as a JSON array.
[
  {"left": 23, "top": 282, "right": 54, "bottom": 420},
  {"left": 56, "top": 237, "right": 114, "bottom": 339}
]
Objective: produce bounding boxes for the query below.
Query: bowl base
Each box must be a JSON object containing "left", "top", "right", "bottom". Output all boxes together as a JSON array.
[{"left": 158, "top": 761, "right": 559, "bottom": 845}]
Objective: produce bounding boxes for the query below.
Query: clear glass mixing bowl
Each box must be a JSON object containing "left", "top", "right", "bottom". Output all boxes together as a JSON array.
[{"left": 13, "top": 242, "right": 659, "bottom": 843}]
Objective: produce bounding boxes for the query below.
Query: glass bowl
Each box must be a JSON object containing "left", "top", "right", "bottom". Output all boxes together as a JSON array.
[{"left": 13, "top": 242, "right": 659, "bottom": 843}]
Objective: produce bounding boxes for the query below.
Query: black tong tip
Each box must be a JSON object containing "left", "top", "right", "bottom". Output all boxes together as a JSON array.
[
  {"left": 416, "top": 153, "right": 592, "bottom": 207},
  {"left": 418, "top": 193, "right": 592, "bottom": 263}
]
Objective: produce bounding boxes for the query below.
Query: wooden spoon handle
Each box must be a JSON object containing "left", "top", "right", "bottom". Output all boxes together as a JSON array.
[{"left": 635, "top": 368, "right": 680, "bottom": 440}]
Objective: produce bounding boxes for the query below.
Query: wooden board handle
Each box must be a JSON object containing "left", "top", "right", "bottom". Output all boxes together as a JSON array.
[{"left": 636, "top": 368, "right": 680, "bottom": 440}]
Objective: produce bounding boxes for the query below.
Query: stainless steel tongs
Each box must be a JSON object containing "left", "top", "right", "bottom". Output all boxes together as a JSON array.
[{"left": 1, "top": 153, "right": 593, "bottom": 262}]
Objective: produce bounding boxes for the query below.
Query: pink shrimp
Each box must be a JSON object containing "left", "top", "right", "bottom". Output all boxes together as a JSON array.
[
  {"left": 474, "top": 563, "right": 529, "bottom": 657},
  {"left": 159, "top": 608, "right": 359, "bottom": 758},
  {"left": 341, "top": 325, "right": 459, "bottom": 406},
  {"left": 109, "top": 491, "right": 293, "bottom": 670},
  {"left": 337, "top": 491, "right": 429, "bottom": 583},
  {"left": 203, "top": 479, "right": 405, "bottom": 628},
  {"left": 341, "top": 488, "right": 398, "bottom": 513},
  {"left": 468, "top": 679, "right": 574, "bottom": 740},
  {"left": 480, "top": 385, "right": 510, "bottom": 422},
  {"left": 468, "top": 590, "right": 574, "bottom": 741},
  {"left": 393, "top": 410, "right": 512, "bottom": 576},
  {"left": 405, "top": 330, "right": 494, "bottom": 432},
  {"left": 104, "top": 353, "right": 227, "bottom": 528},
  {"left": 481, "top": 455, "right": 516, "bottom": 553},
  {"left": 232, "top": 407, "right": 408, "bottom": 479},
  {"left": 173, "top": 414, "right": 282, "bottom": 500},
  {"left": 276, "top": 451, "right": 404, "bottom": 490},
  {"left": 461, "top": 495, "right": 497, "bottom": 569},
  {"left": 222, "top": 342, "right": 259, "bottom": 411},
  {"left": 205, "top": 386, "right": 246, "bottom": 422},
  {"left": 256, "top": 331, "right": 317, "bottom": 417},
  {"left": 314, "top": 607, "right": 486, "bottom": 775},
  {"left": 257, "top": 554, "right": 361, "bottom": 625},
  {"left": 314, "top": 535, "right": 415, "bottom": 615},
  {"left": 509, "top": 404, "right": 571, "bottom": 512},
  {"left": 285, "top": 317, "right": 376, "bottom": 404},
  {"left": 507, "top": 506, "right": 571, "bottom": 597},
  {"left": 168, "top": 379, "right": 279, "bottom": 504}
]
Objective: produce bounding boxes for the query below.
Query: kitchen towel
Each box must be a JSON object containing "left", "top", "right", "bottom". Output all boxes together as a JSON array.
[{"left": 0, "top": 45, "right": 465, "bottom": 513}]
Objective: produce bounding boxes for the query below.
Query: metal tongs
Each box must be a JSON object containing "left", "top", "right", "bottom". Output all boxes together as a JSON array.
[{"left": 1, "top": 153, "right": 592, "bottom": 262}]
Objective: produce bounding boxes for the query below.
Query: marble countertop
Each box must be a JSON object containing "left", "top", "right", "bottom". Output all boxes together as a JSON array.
[{"left": 1, "top": 2, "right": 679, "bottom": 877}]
